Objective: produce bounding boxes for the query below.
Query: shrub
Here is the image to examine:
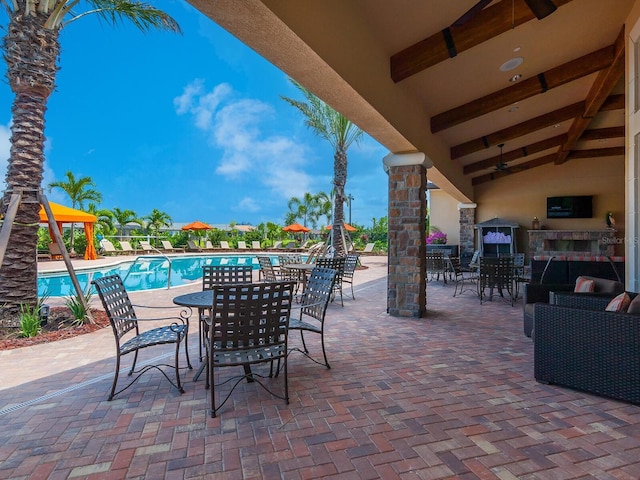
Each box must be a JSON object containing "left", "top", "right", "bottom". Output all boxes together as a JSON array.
[{"left": 65, "top": 291, "right": 93, "bottom": 326}]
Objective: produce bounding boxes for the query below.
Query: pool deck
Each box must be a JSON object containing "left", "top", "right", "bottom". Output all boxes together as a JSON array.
[{"left": 2, "top": 254, "right": 640, "bottom": 478}]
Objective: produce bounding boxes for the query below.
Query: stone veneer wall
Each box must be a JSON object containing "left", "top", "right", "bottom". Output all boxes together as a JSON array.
[
  {"left": 459, "top": 206, "right": 476, "bottom": 255},
  {"left": 528, "top": 230, "right": 616, "bottom": 256},
  {"left": 387, "top": 164, "right": 426, "bottom": 317}
]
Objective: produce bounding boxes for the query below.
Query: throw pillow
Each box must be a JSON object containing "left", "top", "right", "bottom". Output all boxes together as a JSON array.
[
  {"left": 574, "top": 276, "right": 595, "bottom": 293},
  {"left": 605, "top": 292, "right": 631, "bottom": 312},
  {"left": 627, "top": 295, "right": 640, "bottom": 314}
]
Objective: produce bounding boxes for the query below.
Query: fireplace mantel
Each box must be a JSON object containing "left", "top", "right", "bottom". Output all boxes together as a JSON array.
[{"left": 528, "top": 229, "right": 615, "bottom": 257}]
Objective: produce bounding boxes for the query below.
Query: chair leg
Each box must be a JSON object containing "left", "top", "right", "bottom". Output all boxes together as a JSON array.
[
  {"left": 174, "top": 341, "right": 185, "bottom": 394},
  {"left": 128, "top": 350, "right": 139, "bottom": 377},
  {"left": 321, "top": 335, "right": 331, "bottom": 369},
  {"left": 109, "top": 353, "right": 122, "bottom": 401}
]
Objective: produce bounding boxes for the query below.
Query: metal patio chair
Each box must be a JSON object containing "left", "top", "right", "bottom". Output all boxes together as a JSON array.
[{"left": 92, "top": 275, "right": 192, "bottom": 400}]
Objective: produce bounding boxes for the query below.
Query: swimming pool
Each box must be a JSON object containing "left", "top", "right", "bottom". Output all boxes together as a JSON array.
[{"left": 37, "top": 254, "right": 277, "bottom": 297}]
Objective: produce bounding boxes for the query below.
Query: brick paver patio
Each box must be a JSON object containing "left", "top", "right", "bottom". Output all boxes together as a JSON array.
[{"left": 1, "top": 256, "right": 639, "bottom": 479}]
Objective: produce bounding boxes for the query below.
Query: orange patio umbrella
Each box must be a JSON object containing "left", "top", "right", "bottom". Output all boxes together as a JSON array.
[
  {"left": 181, "top": 220, "right": 213, "bottom": 231},
  {"left": 325, "top": 222, "right": 357, "bottom": 232},
  {"left": 283, "top": 222, "right": 310, "bottom": 233},
  {"left": 38, "top": 202, "right": 98, "bottom": 260}
]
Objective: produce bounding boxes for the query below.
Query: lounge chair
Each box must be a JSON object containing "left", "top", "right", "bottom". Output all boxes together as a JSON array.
[
  {"left": 119, "top": 241, "right": 136, "bottom": 255},
  {"left": 47, "top": 242, "right": 64, "bottom": 260},
  {"left": 360, "top": 242, "right": 376, "bottom": 254},
  {"left": 161, "top": 240, "right": 184, "bottom": 253},
  {"left": 138, "top": 240, "right": 156, "bottom": 253},
  {"left": 100, "top": 239, "right": 120, "bottom": 256},
  {"left": 187, "top": 240, "right": 202, "bottom": 252},
  {"left": 237, "top": 241, "right": 248, "bottom": 250},
  {"left": 204, "top": 241, "right": 216, "bottom": 251},
  {"left": 251, "top": 241, "right": 262, "bottom": 249},
  {"left": 270, "top": 241, "right": 283, "bottom": 250},
  {"left": 219, "top": 241, "right": 231, "bottom": 250}
]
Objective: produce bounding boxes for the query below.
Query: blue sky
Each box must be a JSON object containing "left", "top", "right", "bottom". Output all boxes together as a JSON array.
[{"left": 0, "top": 0, "right": 389, "bottom": 228}]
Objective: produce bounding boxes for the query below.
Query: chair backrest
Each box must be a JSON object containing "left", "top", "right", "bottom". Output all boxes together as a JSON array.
[
  {"left": 479, "top": 256, "right": 514, "bottom": 286},
  {"left": 252, "top": 241, "right": 261, "bottom": 249},
  {"left": 426, "top": 251, "right": 446, "bottom": 272},
  {"left": 100, "top": 239, "right": 116, "bottom": 252},
  {"left": 220, "top": 241, "right": 231, "bottom": 249},
  {"left": 363, "top": 243, "right": 375, "bottom": 253},
  {"left": 343, "top": 253, "right": 360, "bottom": 279},
  {"left": 278, "top": 254, "right": 302, "bottom": 266},
  {"left": 257, "top": 255, "right": 279, "bottom": 282},
  {"left": 202, "top": 265, "right": 253, "bottom": 290},
  {"left": 513, "top": 252, "right": 525, "bottom": 267},
  {"left": 272, "top": 241, "right": 283, "bottom": 249},
  {"left": 205, "top": 240, "right": 215, "bottom": 249},
  {"left": 161, "top": 240, "right": 174, "bottom": 250},
  {"left": 119, "top": 241, "right": 134, "bottom": 252},
  {"left": 316, "top": 256, "right": 346, "bottom": 283},
  {"left": 139, "top": 240, "right": 153, "bottom": 250},
  {"left": 300, "top": 267, "right": 337, "bottom": 322},
  {"left": 48, "top": 242, "right": 62, "bottom": 256},
  {"left": 237, "top": 241, "right": 247, "bottom": 249},
  {"left": 92, "top": 275, "right": 138, "bottom": 343},
  {"left": 210, "top": 281, "right": 295, "bottom": 351}
]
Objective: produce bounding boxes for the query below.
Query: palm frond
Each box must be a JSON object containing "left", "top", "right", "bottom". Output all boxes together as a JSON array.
[{"left": 66, "top": 0, "right": 181, "bottom": 33}]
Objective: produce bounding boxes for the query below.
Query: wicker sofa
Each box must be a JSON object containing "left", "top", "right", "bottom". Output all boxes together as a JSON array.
[
  {"left": 522, "top": 276, "right": 624, "bottom": 337},
  {"left": 533, "top": 292, "right": 640, "bottom": 405}
]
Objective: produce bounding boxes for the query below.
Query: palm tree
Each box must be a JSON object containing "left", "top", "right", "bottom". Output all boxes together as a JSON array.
[
  {"left": 316, "top": 191, "right": 332, "bottom": 227},
  {"left": 112, "top": 207, "right": 143, "bottom": 238},
  {"left": 287, "top": 192, "right": 321, "bottom": 228},
  {"left": 282, "top": 79, "right": 364, "bottom": 255},
  {"left": 86, "top": 203, "right": 115, "bottom": 237},
  {"left": 0, "top": 2, "right": 180, "bottom": 322},
  {"left": 144, "top": 209, "right": 172, "bottom": 246},
  {"left": 48, "top": 171, "right": 102, "bottom": 253}
]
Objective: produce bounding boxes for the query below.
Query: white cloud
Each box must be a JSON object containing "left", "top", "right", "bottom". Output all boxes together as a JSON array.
[
  {"left": 174, "top": 80, "right": 313, "bottom": 199},
  {"left": 237, "top": 197, "right": 260, "bottom": 212}
]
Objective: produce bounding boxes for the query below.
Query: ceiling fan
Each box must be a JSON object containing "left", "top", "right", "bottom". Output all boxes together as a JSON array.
[
  {"left": 452, "top": 0, "right": 557, "bottom": 27},
  {"left": 491, "top": 144, "right": 528, "bottom": 176}
]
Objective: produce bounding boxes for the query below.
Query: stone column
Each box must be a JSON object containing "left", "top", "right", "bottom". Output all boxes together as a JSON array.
[
  {"left": 383, "top": 152, "right": 429, "bottom": 317},
  {"left": 458, "top": 202, "right": 477, "bottom": 256}
]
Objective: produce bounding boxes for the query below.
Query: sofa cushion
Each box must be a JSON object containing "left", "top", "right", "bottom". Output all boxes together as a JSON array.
[
  {"left": 581, "top": 276, "right": 625, "bottom": 294},
  {"left": 575, "top": 276, "right": 595, "bottom": 292},
  {"left": 605, "top": 292, "right": 631, "bottom": 312},
  {"left": 627, "top": 294, "right": 640, "bottom": 314}
]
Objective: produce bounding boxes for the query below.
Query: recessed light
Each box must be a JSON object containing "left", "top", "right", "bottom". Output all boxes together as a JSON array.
[
  {"left": 500, "top": 57, "right": 523, "bottom": 72},
  {"left": 509, "top": 74, "right": 522, "bottom": 82},
  {"left": 553, "top": 123, "right": 561, "bottom": 128},
  {"left": 513, "top": 46, "right": 521, "bottom": 52},
  {"left": 509, "top": 106, "right": 519, "bottom": 112}
]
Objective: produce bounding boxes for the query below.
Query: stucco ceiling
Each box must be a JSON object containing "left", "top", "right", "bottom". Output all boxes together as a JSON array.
[{"left": 188, "top": 0, "right": 634, "bottom": 202}]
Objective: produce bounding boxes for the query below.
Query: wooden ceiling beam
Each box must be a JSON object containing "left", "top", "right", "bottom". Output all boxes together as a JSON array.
[
  {"left": 432, "top": 45, "right": 614, "bottom": 133},
  {"left": 463, "top": 134, "right": 567, "bottom": 174},
  {"left": 567, "top": 147, "right": 625, "bottom": 159},
  {"left": 471, "top": 146, "right": 625, "bottom": 185},
  {"left": 451, "top": 94, "right": 624, "bottom": 159},
  {"left": 472, "top": 153, "right": 556, "bottom": 185},
  {"left": 463, "top": 125, "right": 624, "bottom": 175},
  {"left": 580, "top": 126, "right": 625, "bottom": 140},
  {"left": 390, "top": 0, "right": 574, "bottom": 83},
  {"left": 555, "top": 26, "right": 625, "bottom": 165}
]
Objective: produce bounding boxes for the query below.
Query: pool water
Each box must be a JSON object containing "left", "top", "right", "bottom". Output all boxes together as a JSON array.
[{"left": 38, "top": 255, "right": 270, "bottom": 298}]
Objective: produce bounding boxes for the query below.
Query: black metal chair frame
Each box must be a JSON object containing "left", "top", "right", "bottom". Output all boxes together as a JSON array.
[
  {"left": 426, "top": 251, "right": 448, "bottom": 283},
  {"left": 205, "top": 281, "right": 295, "bottom": 417},
  {"left": 478, "top": 256, "right": 515, "bottom": 306},
  {"left": 288, "top": 266, "right": 338, "bottom": 368},
  {"left": 447, "top": 256, "right": 477, "bottom": 297},
  {"left": 342, "top": 253, "right": 360, "bottom": 300},
  {"left": 199, "top": 265, "right": 253, "bottom": 360},
  {"left": 92, "top": 275, "right": 192, "bottom": 400},
  {"left": 315, "top": 256, "right": 346, "bottom": 306},
  {"left": 257, "top": 255, "right": 280, "bottom": 282}
]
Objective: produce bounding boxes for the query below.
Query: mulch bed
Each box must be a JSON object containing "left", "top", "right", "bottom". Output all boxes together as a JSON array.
[{"left": 0, "top": 307, "right": 109, "bottom": 350}]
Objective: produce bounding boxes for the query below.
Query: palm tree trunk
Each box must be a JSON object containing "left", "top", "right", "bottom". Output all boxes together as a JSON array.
[
  {"left": 0, "top": 12, "right": 59, "bottom": 326},
  {"left": 332, "top": 146, "right": 347, "bottom": 256}
]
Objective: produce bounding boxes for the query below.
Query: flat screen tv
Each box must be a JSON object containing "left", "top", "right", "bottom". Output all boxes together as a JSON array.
[{"left": 547, "top": 196, "right": 593, "bottom": 218}]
